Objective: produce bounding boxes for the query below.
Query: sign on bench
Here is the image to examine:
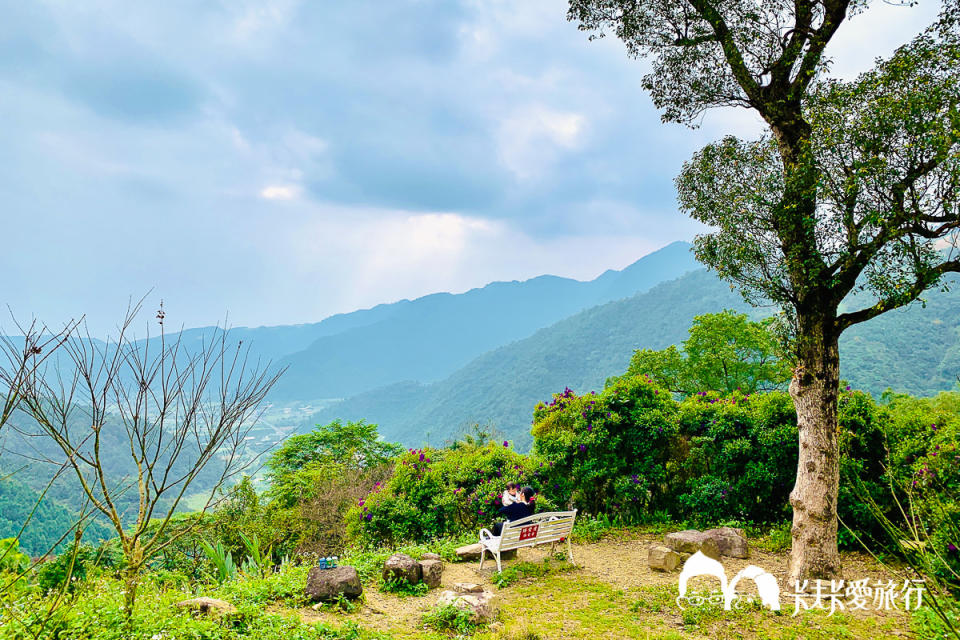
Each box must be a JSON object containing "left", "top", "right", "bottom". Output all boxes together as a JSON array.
[{"left": 478, "top": 510, "right": 578, "bottom": 572}]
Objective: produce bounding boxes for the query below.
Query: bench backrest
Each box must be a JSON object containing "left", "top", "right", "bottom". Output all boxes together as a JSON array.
[{"left": 499, "top": 510, "right": 577, "bottom": 551}]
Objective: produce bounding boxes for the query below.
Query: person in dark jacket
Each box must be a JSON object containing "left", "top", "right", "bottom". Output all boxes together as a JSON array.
[{"left": 492, "top": 486, "right": 536, "bottom": 536}]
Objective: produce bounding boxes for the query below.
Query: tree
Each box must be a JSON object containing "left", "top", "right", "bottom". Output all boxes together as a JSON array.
[
  {"left": 266, "top": 419, "right": 401, "bottom": 480},
  {"left": 623, "top": 310, "right": 790, "bottom": 395},
  {"left": 568, "top": 0, "right": 960, "bottom": 582},
  {"left": 16, "top": 302, "right": 282, "bottom": 617}
]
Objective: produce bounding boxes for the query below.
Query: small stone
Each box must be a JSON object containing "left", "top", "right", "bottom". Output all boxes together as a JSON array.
[
  {"left": 436, "top": 589, "right": 498, "bottom": 622},
  {"left": 420, "top": 558, "right": 443, "bottom": 588},
  {"left": 174, "top": 597, "right": 237, "bottom": 616},
  {"left": 383, "top": 553, "right": 421, "bottom": 584},
  {"left": 305, "top": 565, "right": 363, "bottom": 602},
  {"left": 648, "top": 545, "right": 681, "bottom": 572},
  {"left": 664, "top": 530, "right": 721, "bottom": 560},
  {"left": 420, "top": 552, "right": 442, "bottom": 561},
  {"left": 703, "top": 527, "right": 750, "bottom": 559},
  {"left": 453, "top": 582, "right": 484, "bottom": 593}
]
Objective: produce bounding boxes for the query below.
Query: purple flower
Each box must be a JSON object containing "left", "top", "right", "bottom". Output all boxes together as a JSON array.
[
  {"left": 503, "top": 440, "right": 509, "bottom": 447},
  {"left": 948, "top": 543, "right": 957, "bottom": 552},
  {"left": 365, "top": 513, "right": 372, "bottom": 521},
  {"left": 845, "top": 385, "right": 851, "bottom": 391},
  {"left": 579, "top": 444, "right": 587, "bottom": 452}
]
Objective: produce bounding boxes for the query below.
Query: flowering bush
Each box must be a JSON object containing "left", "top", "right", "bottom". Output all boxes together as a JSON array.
[
  {"left": 346, "top": 442, "right": 540, "bottom": 546},
  {"left": 532, "top": 375, "right": 680, "bottom": 520}
]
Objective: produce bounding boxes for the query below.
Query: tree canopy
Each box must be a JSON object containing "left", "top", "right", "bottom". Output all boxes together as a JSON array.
[{"left": 621, "top": 310, "right": 791, "bottom": 395}]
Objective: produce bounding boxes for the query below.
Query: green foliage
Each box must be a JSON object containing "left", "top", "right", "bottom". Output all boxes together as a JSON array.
[
  {"left": 34, "top": 542, "right": 122, "bottom": 594},
  {"left": 338, "top": 535, "right": 473, "bottom": 586},
  {"left": 422, "top": 603, "right": 485, "bottom": 635},
  {"left": 347, "top": 439, "right": 538, "bottom": 546},
  {"left": 201, "top": 539, "right": 238, "bottom": 584},
  {"left": 0, "top": 570, "right": 390, "bottom": 640},
  {"left": 532, "top": 370, "right": 947, "bottom": 538},
  {"left": 380, "top": 577, "right": 429, "bottom": 597},
  {"left": 267, "top": 419, "right": 403, "bottom": 506},
  {"left": 0, "top": 539, "right": 29, "bottom": 574},
  {"left": 620, "top": 310, "right": 791, "bottom": 395},
  {"left": 0, "top": 474, "right": 114, "bottom": 556},
  {"left": 532, "top": 375, "right": 680, "bottom": 520},
  {"left": 239, "top": 532, "right": 274, "bottom": 579}
]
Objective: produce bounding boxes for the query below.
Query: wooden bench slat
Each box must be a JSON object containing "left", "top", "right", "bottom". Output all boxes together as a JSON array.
[{"left": 478, "top": 509, "right": 578, "bottom": 572}]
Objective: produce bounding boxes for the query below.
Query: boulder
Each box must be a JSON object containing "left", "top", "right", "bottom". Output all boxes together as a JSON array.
[
  {"left": 420, "top": 558, "right": 444, "bottom": 588},
  {"left": 174, "top": 597, "right": 237, "bottom": 616},
  {"left": 436, "top": 589, "right": 498, "bottom": 623},
  {"left": 453, "top": 582, "right": 484, "bottom": 594},
  {"left": 305, "top": 565, "right": 363, "bottom": 602},
  {"left": 420, "top": 552, "right": 443, "bottom": 562},
  {"left": 664, "top": 530, "right": 721, "bottom": 560},
  {"left": 383, "top": 553, "right": 421, "bottom": 585},
  {"left": 648, "top": 545, "right": 681, "bottom": 572},
  {"left": 703, "top": 527, "right": 750, "bottom": 559},
  {"left": 456, "top": 543, "right": 517, "bottom": 562},
  {"left": 456, "top": 543, "right": 482, "bottom": 561}
]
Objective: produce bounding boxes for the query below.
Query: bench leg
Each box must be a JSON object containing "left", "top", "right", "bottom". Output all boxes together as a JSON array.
[
  {"left": 566, "top": 537, "right": 574, "bottom": 564},
  {"left": 495, "top": 551, "right": 502, "bottom": 573},
  {"left": 479, "top": 546, "right": 486, "bottom": 570}
]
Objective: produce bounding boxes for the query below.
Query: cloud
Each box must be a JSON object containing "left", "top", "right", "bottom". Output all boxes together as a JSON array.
[
  {"left": 0, "top": 0, "right": 946, "bottom": 335},
  {"left": 260, "top": 185, "right": 300, "bottom": 200},
  {"left": 498, "top": 106, "right": 587, "bottom": 180}
]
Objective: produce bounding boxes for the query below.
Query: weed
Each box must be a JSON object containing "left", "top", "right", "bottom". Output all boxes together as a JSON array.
[
  {"left": 380, "top": 577, "right": 429, "bottom": 597},
  {"left": 422, "top": 603, "right": 486, "bottom": 635}
]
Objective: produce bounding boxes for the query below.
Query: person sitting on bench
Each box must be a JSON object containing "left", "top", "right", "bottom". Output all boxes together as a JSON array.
[{"left": 492, "top": 486, "right": 536, "bottom": 536}]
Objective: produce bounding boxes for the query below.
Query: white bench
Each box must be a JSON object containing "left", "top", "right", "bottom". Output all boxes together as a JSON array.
[{"left": 478, "top": 510, "right": 578, "bottom": 572}]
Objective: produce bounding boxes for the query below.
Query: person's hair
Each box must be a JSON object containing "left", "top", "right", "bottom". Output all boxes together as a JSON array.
[
  {"left": 506, "top": 482, "right": 518, "bottom": 490},
  {"left": 521, "top": 486, "right": 535, "bottom": 501}
]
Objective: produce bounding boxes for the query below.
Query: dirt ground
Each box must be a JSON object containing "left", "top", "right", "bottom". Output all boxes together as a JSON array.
[{"left": 290, "top": 531, "right": 916, "bottom": 638}]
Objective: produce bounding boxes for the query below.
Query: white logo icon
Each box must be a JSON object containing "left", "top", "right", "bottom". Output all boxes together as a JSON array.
[{"left": 676, "top": 551, "right": 781, "bottom": 611}]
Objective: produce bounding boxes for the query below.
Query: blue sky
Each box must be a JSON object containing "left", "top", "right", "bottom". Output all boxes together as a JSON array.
[{"left": 0, "top": 0, "right": 941, "bottom": 336}]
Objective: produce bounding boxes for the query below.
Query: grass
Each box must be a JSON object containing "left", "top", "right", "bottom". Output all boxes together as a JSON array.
[
  {"left": 422, "top": 603, "right": 489, "bottom": 636},
  {"left": 492, "top": 556, "right": 576, "bottom": 589}
]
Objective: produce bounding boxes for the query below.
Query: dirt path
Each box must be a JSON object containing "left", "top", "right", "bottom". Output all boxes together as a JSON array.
[{"left": 289, "top": 533, "right": 916, "bottom": 638}]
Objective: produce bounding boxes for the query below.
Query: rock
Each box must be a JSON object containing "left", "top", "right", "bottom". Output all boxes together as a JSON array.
[
  {"left": 456, "top": 543, "right": 482, "bottom": 561},
  {"left": 436, "top": 589, "right": 498, "bottom": 622},
  {"left": 703, "top": 527, "right": 750, "bottom": 559},
  {"left": 383, "top": 553, "right": 421, "bottom": 585},
  {"left": 420, "top": 552, "right": 443, "bottom": 562},
  {"left": 453, "top": 582, "right": 484, "bottom": 593},
  {"left": 174, "top": 597, "right": 237, "bottom": 616},
  {"left": 305, "top": 565, "right": 363, "bottom": 602},
  {"left": 664, "top": 530, "right": 721, "bottom": 560},
  {"left": 648, "top": 545, "right": 681, "bottom": 572},
  {"left": 420, "top": 558, "right": 444, "bottom": 588},
  {"left": 456, "top": 543, "right": 517, "bottom": 562}
]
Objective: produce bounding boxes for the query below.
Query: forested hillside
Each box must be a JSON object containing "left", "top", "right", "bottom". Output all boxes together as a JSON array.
[
  {"left": 307, "top": 271, "right": 960, "bottom": 448},
  {"left": 268, "top": 241, "right": 700, "bottom": 400}
]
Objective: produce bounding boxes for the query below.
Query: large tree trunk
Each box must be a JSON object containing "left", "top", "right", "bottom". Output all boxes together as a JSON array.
[{"left": 788, "top": 316, "right": 842, "bottom": 585}]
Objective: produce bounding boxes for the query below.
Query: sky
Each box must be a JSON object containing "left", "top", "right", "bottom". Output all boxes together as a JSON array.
[{"left": 0, "top": 0, "right": 943, "bottom": 337}]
